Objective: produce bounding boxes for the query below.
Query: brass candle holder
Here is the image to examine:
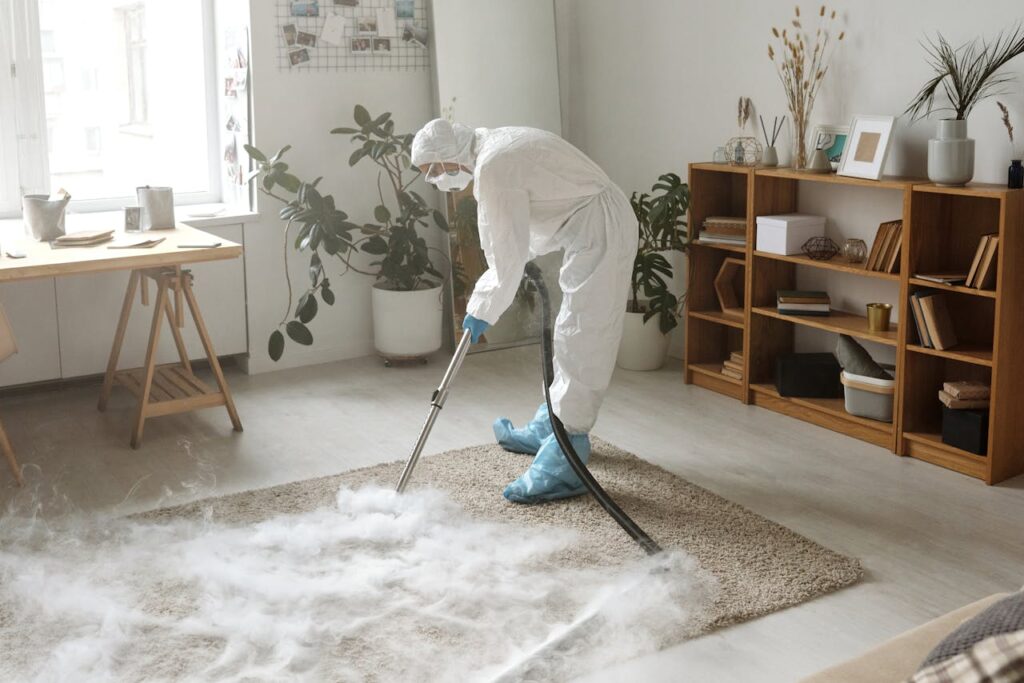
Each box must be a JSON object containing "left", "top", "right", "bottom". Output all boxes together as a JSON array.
[{"left": 867, "top": 303, "right": 893, "bottom": 332}]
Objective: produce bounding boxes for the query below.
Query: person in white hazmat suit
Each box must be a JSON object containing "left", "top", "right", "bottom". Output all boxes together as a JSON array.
[{"left": 411, "top": 119, "right": 637, "bottom": 504}]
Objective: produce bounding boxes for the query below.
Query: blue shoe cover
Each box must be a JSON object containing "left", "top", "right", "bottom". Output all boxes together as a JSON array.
[
  {"left": 493, "top": 403, "right": 553, "bottom": 455},
  {"left": 503, "top": 432, "right": 592, "bottom": 504}
]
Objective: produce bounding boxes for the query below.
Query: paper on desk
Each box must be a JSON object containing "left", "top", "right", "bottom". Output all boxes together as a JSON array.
[
  {"left": 321, "top": 14, "right": 348, "bottom": 45},
  {"left": 107, "top": 237, "right": 166, "bottom": 249}
]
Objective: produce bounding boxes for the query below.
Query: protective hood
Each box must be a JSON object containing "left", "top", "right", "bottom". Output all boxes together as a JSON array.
[{"left": 410, "top": 118, "right": 477, "bottom": 171}]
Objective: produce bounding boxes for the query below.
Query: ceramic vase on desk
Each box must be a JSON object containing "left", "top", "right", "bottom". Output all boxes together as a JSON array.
[{"left": 928, "top": 119, "right": 975, "bottom": 187}]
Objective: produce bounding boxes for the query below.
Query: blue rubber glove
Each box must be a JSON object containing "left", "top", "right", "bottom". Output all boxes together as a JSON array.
[{"left": 463, "top": 314, "right": 490, "bottom": 343}]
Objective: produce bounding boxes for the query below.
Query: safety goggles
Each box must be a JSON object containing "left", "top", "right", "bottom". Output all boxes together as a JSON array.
[{"left": 424, "top": 162, "right": 461, "bottom": 181}]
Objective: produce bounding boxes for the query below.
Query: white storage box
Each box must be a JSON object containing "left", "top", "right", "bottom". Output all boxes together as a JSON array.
[
  {"left": 841, "top": 370, "right": 895, "bottom": 423},
  {"left": 756, "top": 214, "right": 826, "bottom": 255}
]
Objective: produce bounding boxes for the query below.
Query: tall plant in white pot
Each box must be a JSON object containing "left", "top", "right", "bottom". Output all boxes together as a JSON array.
[
  {"left": 906, "top": 27, "right": 1024, "bottom": 187},
  {"left": 617, "top": 173, "right": 690, "bottom": 371},
  {"left": 246, "top": 105, "right": 449, "bottom": 364}
]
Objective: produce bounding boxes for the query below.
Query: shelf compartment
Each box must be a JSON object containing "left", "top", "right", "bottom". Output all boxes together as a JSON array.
[
  {"left": 903, "top": 432, "right": 988, "bottom": 480},
  {"left": 688, "top": 309, "right": 744, "bottom": 329},
  {"left": 906, "top": 287, "right": 995, "bottom": 354},
  {"left": 754, "top": 251, "right": 900, "bottom": 281},
  {"left": 749, "top": 383, "right": 893, "bottom": 448},
  {"left": 752, "top": 306, "right": 900, "bottom": 346},
  {"left": 687, "top": 363, "right": 745, "bottom": 400},
  {"left": 906, "top": 343, "right": 993, "bottom": 367},
  {"left": 908, "top": 190, "right": 1002, "bottom": 281}
]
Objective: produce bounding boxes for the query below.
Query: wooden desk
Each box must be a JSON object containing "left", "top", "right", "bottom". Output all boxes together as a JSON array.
[{"left": 0, "top": 225, "right": 244, "bottom": 484}]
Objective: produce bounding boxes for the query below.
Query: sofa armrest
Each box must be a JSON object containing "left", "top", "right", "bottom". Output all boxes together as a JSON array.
[{"left": 800, "top": 593, "right": 1011, "bottom": 683}]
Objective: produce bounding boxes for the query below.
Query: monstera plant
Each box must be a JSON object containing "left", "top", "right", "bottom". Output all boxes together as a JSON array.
[
  {"left": 618, "top": 172, "right": 690, "bottom": 371},
  {"left": 246, "top": 105, "right": 449, "bottom": 361}
]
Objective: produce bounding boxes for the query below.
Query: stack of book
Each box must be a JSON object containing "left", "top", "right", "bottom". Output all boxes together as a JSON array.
[
  {"left": 965, "top": 234, "right": 999, "bottom": 290},
  {"left": 51, "top": 229, "right": 115, "bottom": 248},
  {"left": 939, "top": 381, "right": 990, "bottom": 410},
  {"left": 699, "top": 216, "right": 746, "bottom": 246},
  {"left": 777, "top": 290, "right": 830, "bottom": 316},
  {"left": 865, "top": 219, "right": 903, "bottom": 273},
  {"left": 720, "top": 351, "right": 744, "bottom": 381},
  {"left": 909, "top": 292, "right": 958, "bottom": 350}
]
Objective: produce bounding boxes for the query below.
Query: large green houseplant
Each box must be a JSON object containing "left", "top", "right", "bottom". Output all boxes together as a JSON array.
[
  {"left": 618, "top": 172, "right": 690, "bottom": 371},
  {"left": 246, "top": 105, "right": 449, "bottom": 361}
]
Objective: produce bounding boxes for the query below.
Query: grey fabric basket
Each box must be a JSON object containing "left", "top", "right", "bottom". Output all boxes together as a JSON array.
[{"left": 22, "top": 194, "right": 70, "bottom": 242}]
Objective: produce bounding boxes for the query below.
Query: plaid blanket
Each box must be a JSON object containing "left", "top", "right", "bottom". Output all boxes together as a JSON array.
[{"left": 909, "top": 629, "right": 1024, "bottom": 683}]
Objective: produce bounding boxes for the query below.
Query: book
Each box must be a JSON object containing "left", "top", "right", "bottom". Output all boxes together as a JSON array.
[
  {"left": 910, "top": 292, "right": 932, "bottom": 348},
  {"left": 943, "top": 381, "right": 990, "bottom": 400},
  {"left": 52, "top": 229, "right": 115, "bottom": 246},
  {"left": 703, "top": 216, "right": 746, "bottom": 235},
  {"left": 974, "top": 235, "right": 999, "bottom": 290},
  {"left": 778, "top": 302, "right": 830, "bottom": 313},
  {"left": 777, "top": 290, "right": 830, "bottom": 304},
  {"left": 938, "top": 390, "right": 990, "bottom": 410},
  {"left": 698, "top": 232, "right": 745, "bottom": 245},
  {"left": 721, "top": 367, "right": 743, "bottom": 380},
  {"left": 918, "top": 293, "right": 958, "bottom": 350},
  {"left": 965, "top": 235, "right": 994, "bottom": 287},
  {"left": 774, "top": 309, "right": 831, "bottom": 317},
  {"left": 914, "top": 272, "right": 969, "bottom": 285},
  {"left": 866, "top": 220, "right": 900, "bottom": 271},
  {"left": 723, "top": 359, "right": 744, "bottom": 374},
  {"left": 883, "top": 222, "right": 903, "bottom": 273},
  {"left": 729, "top": 351, "right": 744, "bottom": 364}
]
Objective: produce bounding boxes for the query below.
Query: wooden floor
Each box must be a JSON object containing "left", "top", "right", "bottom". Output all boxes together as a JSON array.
[{"left": 1, "top": 347, "right": 1021, "bottom": 682}]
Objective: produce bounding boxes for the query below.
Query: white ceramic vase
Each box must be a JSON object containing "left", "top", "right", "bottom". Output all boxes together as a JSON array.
[
  {"left": 928, "top": 119, "right": 975, "bottom": 187},
  {"left": 616, "top": 310, "right": 669, "bottom": 371},
  {"left": 371, "top": 283, "right": 443, "bottom": 359}
]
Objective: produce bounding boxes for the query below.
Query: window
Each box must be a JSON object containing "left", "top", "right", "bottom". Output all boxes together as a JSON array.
[{"left": 0, "top": 0, "right": 219, "bottom": 215}]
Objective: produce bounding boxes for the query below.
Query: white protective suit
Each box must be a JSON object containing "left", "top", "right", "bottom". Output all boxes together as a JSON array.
[{"left": 412, "top": 120, "right": 637, "bottom": 433}]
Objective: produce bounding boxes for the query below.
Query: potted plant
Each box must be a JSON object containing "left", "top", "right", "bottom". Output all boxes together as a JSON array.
[
  {"left": 617, "top": 172, "right": 690, "bottom": 371},
  {"left": 906, "top": 27, "right": 1024, "bottom": 187},
  {"left": 246, "top": 105, "right": 449, "bottom": 363}
]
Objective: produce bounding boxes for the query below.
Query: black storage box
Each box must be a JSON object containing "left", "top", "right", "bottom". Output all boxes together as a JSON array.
[
  {"left": 775, "top": 353, "right": 843, "bottom": 398},
  {"left": 942, "top": 406, "right": 989, "bottom": 456}
]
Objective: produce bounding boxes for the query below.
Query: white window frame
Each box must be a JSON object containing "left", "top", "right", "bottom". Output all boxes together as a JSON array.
[{"left": 0, "top": 0, "right": 221, "bottom": 217}]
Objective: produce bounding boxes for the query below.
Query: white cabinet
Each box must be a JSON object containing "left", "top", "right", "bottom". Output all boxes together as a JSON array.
[
  {"left": 55, "top": 224, "right": 247, "bottom": 378},
  {"left": 0, "top": 279, "right": 61, "bottom": 386}
]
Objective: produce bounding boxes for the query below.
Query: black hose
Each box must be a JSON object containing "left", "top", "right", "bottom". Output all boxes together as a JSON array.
[{"left": 523, "top": 261, "right": 662, "bottom": 556}]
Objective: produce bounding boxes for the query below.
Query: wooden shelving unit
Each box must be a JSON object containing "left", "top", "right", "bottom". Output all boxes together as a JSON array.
[{"left": 684, "top": 163, "right": 1024, "bottom": 485}]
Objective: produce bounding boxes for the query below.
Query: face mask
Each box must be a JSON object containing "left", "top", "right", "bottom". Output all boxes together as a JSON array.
[{"left": 427, "top": 169, "right": 473, "bottom": 193}]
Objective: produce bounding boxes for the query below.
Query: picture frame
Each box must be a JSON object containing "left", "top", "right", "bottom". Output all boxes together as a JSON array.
[
  {"left": 811, "top": 124, "right": 849, "bottom": 171},
  {"left": 351, "top": 37, "right": 372, "bottom": 54},
  {"left": 372, "top": 37, "right": 392, "bottom": 54},
  {"left": 837, "top": 115, "right": 896, "bottom": 181}
]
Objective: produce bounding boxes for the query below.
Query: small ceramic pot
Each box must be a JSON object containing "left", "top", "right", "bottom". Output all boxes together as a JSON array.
[{"left": 762, "top": 146, "right": 779, "bottom": 167}]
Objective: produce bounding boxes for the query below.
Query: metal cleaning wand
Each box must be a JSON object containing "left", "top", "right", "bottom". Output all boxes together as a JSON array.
[{"left": 395, "top": 328, "right": 473, "bottom": 493}]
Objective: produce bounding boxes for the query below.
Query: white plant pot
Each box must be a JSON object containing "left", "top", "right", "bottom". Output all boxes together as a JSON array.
[
  {"left": 616, "top": 310, "right": 669, "bottom": 371},
  {"left": 372, "top": 283, "right": 443, "bottom": 358},
  {"left": 928, "top": 119, "right": 975, "bottom": 187}
]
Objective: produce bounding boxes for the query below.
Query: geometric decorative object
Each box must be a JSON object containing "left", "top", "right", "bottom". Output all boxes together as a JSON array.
[
  {"left": 801, "top": 236, "right": 840, "bottom": 261},
  {"left": 714, "top": 257, "right": 746, "bottom": 319},
  {"left": 726, "top": 136, "right": 764, "bottom": 167}
]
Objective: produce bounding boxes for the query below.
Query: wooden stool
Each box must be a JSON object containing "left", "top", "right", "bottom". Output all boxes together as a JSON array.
[{"left": 98, "top": 267, "right": 242, "bottom": 448}]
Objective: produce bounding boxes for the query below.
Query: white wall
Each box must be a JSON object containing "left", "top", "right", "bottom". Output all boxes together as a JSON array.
[
  {"left": 432, "top": 0, "right": 562, "bottom": 134},
  {"left": 243, "top": 2, "right": 435, "bottom": 373},
  {"left": 556, "top": 0, "right": 1024, "bottom": 357}
]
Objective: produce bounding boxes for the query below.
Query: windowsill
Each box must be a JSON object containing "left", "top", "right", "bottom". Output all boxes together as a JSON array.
[{"left": 0, "top": 202, "right": 258, "bottom": 233}]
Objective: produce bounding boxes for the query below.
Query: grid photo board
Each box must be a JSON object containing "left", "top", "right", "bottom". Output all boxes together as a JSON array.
[{"left": 277, "top": 0, "right": 430, "bottom": 72}]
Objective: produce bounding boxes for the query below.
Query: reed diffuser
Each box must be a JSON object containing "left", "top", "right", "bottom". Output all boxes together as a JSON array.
[{"left": 760, "top": 115, "right": 785, "bottom": 167}]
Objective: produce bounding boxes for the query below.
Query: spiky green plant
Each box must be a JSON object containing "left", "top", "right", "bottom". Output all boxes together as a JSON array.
[{"left": 906, "top": 27, "right": 1024, "bottom": 121}]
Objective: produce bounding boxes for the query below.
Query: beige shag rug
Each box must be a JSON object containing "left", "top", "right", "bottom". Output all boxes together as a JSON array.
[
  {"left": 144, "top": 437, "right": 863, "bottom": 630},
  {"left": 0, "top": 439, "right": 862, "bottom": 682}
]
